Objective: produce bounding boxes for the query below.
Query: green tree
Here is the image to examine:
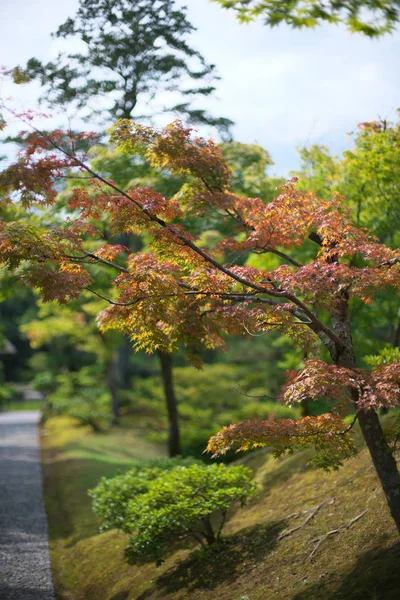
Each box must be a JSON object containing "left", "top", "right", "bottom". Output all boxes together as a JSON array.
[
  {"left": 212, "top": 0, "right": 400, "bottom": 36},
  {"left": 21, "top": 0, "right": 233, "bottom": 136}
]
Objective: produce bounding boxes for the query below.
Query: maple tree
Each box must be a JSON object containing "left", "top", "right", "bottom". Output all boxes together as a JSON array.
[
  {"left": 212, "top": 0, "right": 400, "bottom": 36},
  {"left": 1, "top": 115, "right": 400, "bottom": 532}
]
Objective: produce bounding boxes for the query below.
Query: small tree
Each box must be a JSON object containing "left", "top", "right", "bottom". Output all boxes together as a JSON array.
[
  {"left": 90, "top": 462, "right": 256, "bottom": 564},
  {"left": 1, "top": 115, "right": 400, "bottom": 533}
]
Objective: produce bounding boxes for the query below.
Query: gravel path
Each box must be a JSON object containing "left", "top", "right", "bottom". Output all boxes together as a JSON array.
[{"left": 0, "top": 411, "right": 55, "bottom": 600}]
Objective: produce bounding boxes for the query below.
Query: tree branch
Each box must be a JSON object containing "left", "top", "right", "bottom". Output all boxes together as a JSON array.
[{"left": 7, "top": 110, "right": 348, "bottom": 351}]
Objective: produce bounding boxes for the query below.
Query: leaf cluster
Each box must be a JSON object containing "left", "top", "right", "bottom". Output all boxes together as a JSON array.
[{"left": 213, "top": 0, "right": 400, "bottom": 36}]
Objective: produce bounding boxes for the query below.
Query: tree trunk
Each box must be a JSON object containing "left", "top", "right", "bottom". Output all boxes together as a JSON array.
[
  {"left": 157, "top": 350, "right": 181, "bottom": 457},
  {"left": 106, "top": 357, "right": 120, "bottom": 425},
  {"left": 331, "top": 296, "right": 400, "bottom": 534},
  {"left": 202, "top": 516, "right": 216, "bottom": 545},
  {"left": 357, "top": 408, "right": 400, "bottom": 531},
  {"left": 115, "top": 336, "right": 131, "bottom": 390}
]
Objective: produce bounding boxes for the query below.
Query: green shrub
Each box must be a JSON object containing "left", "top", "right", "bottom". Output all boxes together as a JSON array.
[
  {"left": 90, "top": 457, "right": 200, "bottom": 530},
  {"left": 48, "top": 369, "right": 111, "bottom": 431},
  {"left": 0, "top": 363, "right": 14, "bottom": 410},
  {"left": 91, "top": 462, "right": 256, "bottom": 565}
]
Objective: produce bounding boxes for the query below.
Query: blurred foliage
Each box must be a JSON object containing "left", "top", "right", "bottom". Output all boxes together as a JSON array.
[
  {"left": 46, "top": 369, "right": 111, "bottom": 432},
  {"left": 212, "top": 0, "right": 400, "bottom": 37},
  {"left": 127, "top": 361, "right": 300, "bottom": 459}
]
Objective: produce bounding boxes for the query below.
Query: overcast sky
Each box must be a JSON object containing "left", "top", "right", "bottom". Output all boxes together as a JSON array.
[{"left": 1, "top": 0, "right": 399, "bottom": 175}]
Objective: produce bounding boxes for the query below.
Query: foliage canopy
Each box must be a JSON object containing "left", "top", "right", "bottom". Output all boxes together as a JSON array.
[{"left": 212, "top": 0, "right": 400, "bottom": 36}]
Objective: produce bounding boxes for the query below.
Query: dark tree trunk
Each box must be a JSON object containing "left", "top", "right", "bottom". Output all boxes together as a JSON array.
[
  {"left": 330, "top": 296, "right": 400, "bottom": 534},
  {"left": 106, "top": 357, "right": 120, "bottom": 425},
  {"left": 357, "top": 408, "right": 400, "bottom": 531},
  {"left": 202, "top": 516, "right": 216, "bottom": 545},
  {"left": 157, "top": 350, "right": 181, "bottom": 457},
  {"left": 115, "top": 336, "right": 131, "bottom": 390},
  {"left": 300, "top": 398, "right": 312, "bottom": 417},
  {"left": 381, "top": 306, "right": 400, "bottom": 415}
]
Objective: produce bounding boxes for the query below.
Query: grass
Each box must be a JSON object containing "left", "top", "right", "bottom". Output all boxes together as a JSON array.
[
  {"left": 1, "top": 399, "right": 45, "bottom": 411},
  {"left": 41, "top": 416, "right": 400, "bottom": 600}
]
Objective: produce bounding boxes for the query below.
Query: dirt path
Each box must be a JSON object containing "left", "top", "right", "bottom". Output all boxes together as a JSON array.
[{"left": 0, "top": 411, "right": 54, "bottom": 600}]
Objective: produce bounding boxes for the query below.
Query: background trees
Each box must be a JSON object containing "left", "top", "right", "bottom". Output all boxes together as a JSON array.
[
  {"left": 9, "top": 0, "right": 235, "bottom": 453},
  {"left": 21, "top": 0, "right": 233, "bottom": 136}
]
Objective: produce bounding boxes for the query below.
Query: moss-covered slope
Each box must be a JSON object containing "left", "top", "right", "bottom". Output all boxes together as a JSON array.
[{"left": 41, "top": 416, "right": 400, "bottom": 600}]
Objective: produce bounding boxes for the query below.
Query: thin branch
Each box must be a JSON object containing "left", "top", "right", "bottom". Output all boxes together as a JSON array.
[
  {"left": 340, "top": 413, "right": 358, "bottom": 435},
  {"left": 283, "top": 291, "right": 346, "bottom": 349},
  {"left": 307, "top": 510, "right": 368, "bottom": 561},
  {"left": 217, "top": 510, "right": 228, "bottom": 540},
  {"left": 266, "top": 247, "right": 303, "bottom": 267},
  {"left": 85, "top": 287, "right": 142, "bottom": 306},
  {"left": 66, "top": 252, "right": 130, "bottom": 274},
  {"left": 84, "top": 286, "right": 287, "bottom": 308},
  {"left": 86, "top": 252, "right": 130, "bottom": 273},
  {"left": 62, "top": 175, "right": 93, "bottom": 180}
]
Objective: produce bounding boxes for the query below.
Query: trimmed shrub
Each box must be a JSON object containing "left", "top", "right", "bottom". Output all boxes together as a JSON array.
[{"left": 90, "top": 462, "right": 256, "bottom": 565}]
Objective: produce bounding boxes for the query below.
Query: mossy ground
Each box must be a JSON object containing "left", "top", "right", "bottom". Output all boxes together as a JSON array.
[{"left": 41, "top": 416, "right": 400, "bottom": 600}]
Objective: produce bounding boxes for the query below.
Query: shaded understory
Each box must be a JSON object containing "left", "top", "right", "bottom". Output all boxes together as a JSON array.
[{"left": 41, "top": 416, "right": 400, "bottom": 600}]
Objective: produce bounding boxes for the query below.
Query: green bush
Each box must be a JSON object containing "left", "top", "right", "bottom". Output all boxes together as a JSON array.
[
  {"left": 90, "top": 457, "right": 200, "bottom": 530},
  {"left": 90, "top": 462, "right": 256, "bottom": 565},
  {"left": 48, "top": 368, "right": 111, "bottom": 431}
]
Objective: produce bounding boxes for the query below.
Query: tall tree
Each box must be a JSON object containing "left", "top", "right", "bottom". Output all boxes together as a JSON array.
[
  {"left": 212, "top": 0, "right": 400, "bottom": 36},
  {"left": 1, "top": 117, "right": 400, "bottom": 531},
  {"left": 21, "top": 0, "right": 232, "bottom": 137}
]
